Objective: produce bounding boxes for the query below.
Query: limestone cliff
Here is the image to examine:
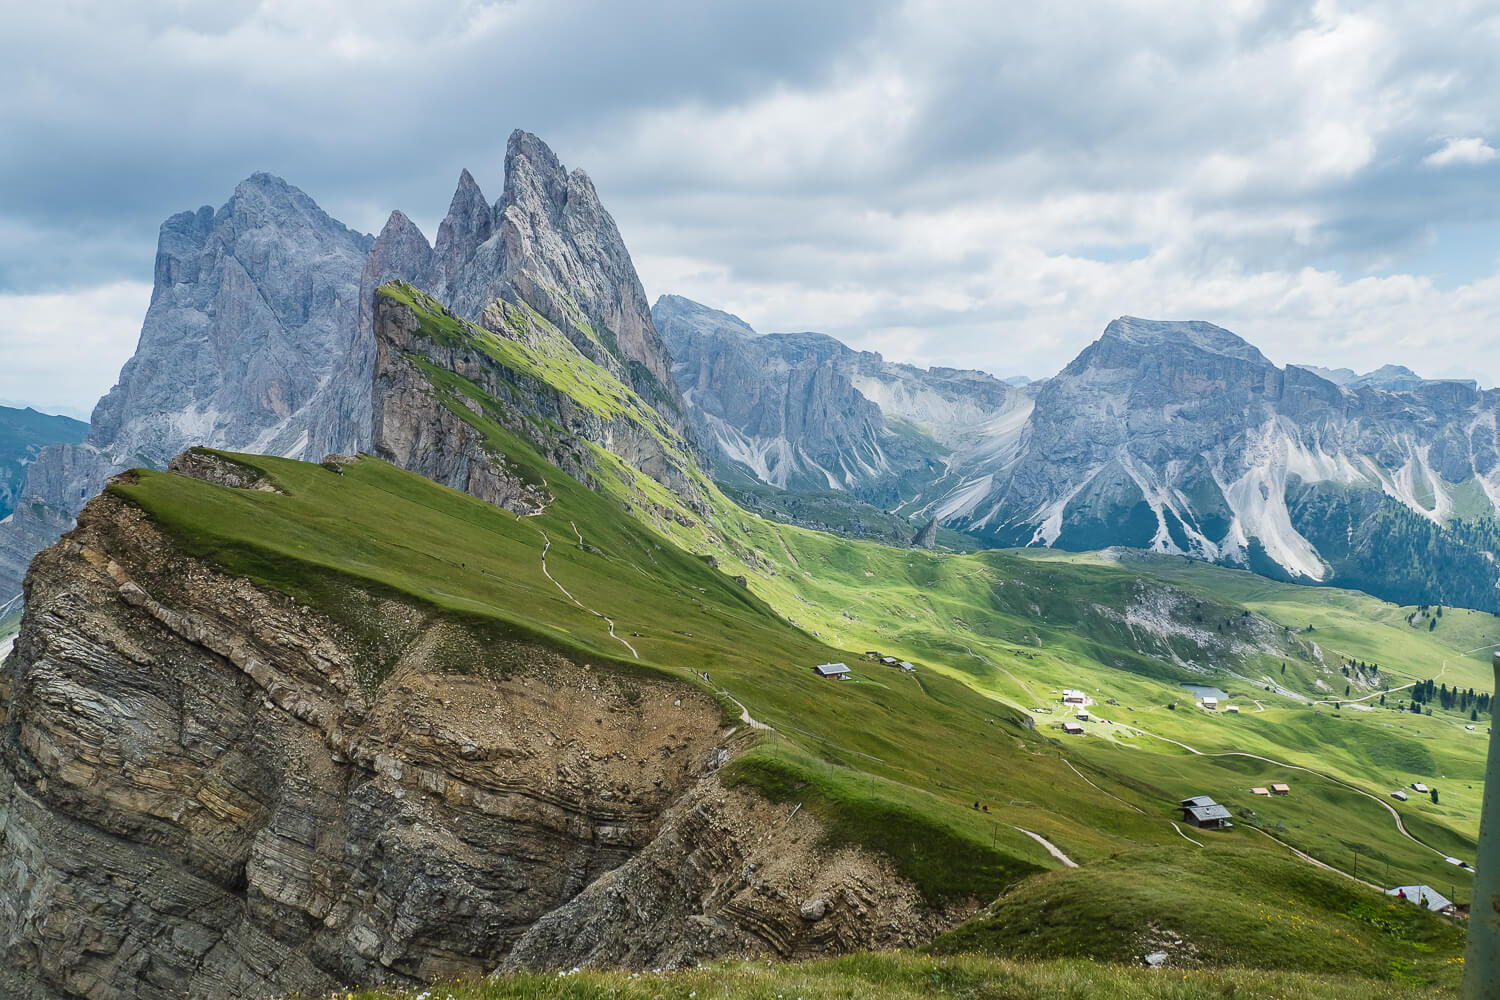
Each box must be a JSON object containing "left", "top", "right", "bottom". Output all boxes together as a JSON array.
[
  {"left": 0, "top": 464, "right": 945, "bottom": 1000},
  {"left": 371, "top": 285, "right": 701, "bottom": 509}
]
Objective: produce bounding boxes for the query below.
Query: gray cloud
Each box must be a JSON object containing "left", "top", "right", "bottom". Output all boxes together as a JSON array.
[{"left": 4, "top": 0, "right": 1500, "bottom": 413}]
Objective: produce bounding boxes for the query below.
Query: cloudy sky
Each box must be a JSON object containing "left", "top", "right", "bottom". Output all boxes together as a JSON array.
[{"left": 3, "top": 0, "right": 1499, "bottom": 416}]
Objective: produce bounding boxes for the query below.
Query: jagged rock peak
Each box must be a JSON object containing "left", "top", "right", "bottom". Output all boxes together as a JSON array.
[
  {"left": 653, "top": 295, "right": 761, "bottom": 353},
  {"left": 1096, "top": 316, "right": 1270, "bottom": 365},
  {"left": 437, "top": 169, "right": 494, "bottom": 247},
  {"left": 501, "top": 129, "right": 572, "bottom": 221},
  {"left": 225, "top": 172, "right": 373, "bottom": 247}
]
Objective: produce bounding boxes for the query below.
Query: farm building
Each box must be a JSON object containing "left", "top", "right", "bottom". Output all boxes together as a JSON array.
[
  {"left": 1180, "top": 796, "right": 1232, "bottom": 830},
  {"left": 1062, "top": 689, "right": 1087, "bottom": 704},
  {"left": 1251, "top": 787, "right": 1270, "bottom": 796},
  {"left": 881, "top": 656, "right": 899, "bottom": 666},
  {"left": 813, "top": 662, "right": 851, "bottom": 679},
  {"left": 1075, "top": 709, "right": 1091, "bottom": 721},
  {"left": 1391, "top": 790, "right": 1409, "bottom": 801},
  {"left": 1271, "top": 783, "right": 1290, "bottom": 796},
  {"left": 1224, "top": 704, "right": 1240, "bottom": 713},
  {"left": 1411, "top": 782, "right": 1429, "bottom": 793},
  {"left": 897, "top": 660, "right": 915, "bottom": 672},
  {"left": 1387, "top": 885, "right": 1453, "bottom": 913},
  {"left": 1201, "top": 696, "right": 1218, "bottom": 710},
  {"left": 1062, "top": 721, "right": 1085, "bottom": 735}
]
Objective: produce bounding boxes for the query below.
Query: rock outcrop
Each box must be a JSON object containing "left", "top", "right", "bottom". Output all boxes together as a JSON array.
[
  {"left": 0, "top": 131, "right": 682, "bottom": 611},
  {"left": 0, "top": 467, "right": 943, "bottom": 999},
  {"left": 371, "top": 285, "right": 698, "bottom": 507},
  {"left": 653, "top": 295, "right": 1024, "bottom": 504},
  {"left": 0, "top": 174, "right": 374, "bottom": 607}
]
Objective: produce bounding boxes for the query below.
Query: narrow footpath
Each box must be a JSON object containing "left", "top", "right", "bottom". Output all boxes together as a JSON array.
[{"left": 533, "top": 525, "right": 639, "bottom": 659}]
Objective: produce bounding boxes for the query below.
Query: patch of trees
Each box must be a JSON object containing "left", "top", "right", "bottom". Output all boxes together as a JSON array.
[
  {"left": 1290, "top": 488, "right": 1500, "bottom": 614},
  {"left": 1408, "top": 679, "right": 1492, "bottom": 716}
]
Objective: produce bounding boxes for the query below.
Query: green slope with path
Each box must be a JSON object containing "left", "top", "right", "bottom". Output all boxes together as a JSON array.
[{"left": 93, "top": 283, "right": 1500, "bottom": 985}]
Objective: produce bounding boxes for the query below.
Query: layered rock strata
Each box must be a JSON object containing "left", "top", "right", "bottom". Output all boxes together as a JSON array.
[{"left": 0, "top": 467, "right": 943, "bottom": 999}]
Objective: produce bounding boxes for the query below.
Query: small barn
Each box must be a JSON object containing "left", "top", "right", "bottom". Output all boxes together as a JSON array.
[
  {"left": 1411, "top": 782, "right": 1430, "bottom": 793},
  {"left": 1075, "top": 709, "right": 1091, "bottom": 721},
  {"left": 1271, "top": 783, "right": 1290, "bottom": 796},
  {"left": 1202, "top": 696, "right": 1219, "bottom": 710},
  {"left": 1062, "top": 688, "right": 1087, "bottom": 705},
  {"left": 1180, "top": 795, "right": 1233, "bottom": 829},
  {"left": 897, "top": 660, "right": 915, "bottom": 672},
  {"left": 1251, "top": 787, "right": 1270, "bottom": 796},
  {"left": 1224, "top": 704, "right": 1240, "bottom": 713},
  {"left": 881, "top": 656, "right": 899, "bottom": 666},
  {"left": 1391, "top": 789, "right": 1409, "bottom": 801},
  {"left": 813, "top": 662, "right": 851, "bottom": 680},
  {"left": 1387, "top": 885, "right": 1453, "bottom": 913},
  {"left": 1062, "top": 721, "right": 1085, "bottom": 735}
]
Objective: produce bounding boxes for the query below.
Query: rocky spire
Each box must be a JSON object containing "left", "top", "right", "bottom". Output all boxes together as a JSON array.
[
  {"left": 430, "top": 169, "right": 495, "bottom": 303},
  {"left": 486, "top": 129, "right": 683, "bottom": 417}
]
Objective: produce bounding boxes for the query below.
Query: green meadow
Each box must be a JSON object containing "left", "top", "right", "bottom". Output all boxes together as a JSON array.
[{"left": 97, "top": 286, "right": 1498, "bottom": 986}]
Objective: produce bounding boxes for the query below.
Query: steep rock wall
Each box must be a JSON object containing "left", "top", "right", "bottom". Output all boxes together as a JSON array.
[{"left": 0, "top": 470, "right": 943, "bottom": 999}]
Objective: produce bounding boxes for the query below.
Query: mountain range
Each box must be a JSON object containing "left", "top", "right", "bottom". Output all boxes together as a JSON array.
[
  {"left": 0, "top": 132, "right": 682, "bottom": 608},
  {"left": 4, "top": 133, "right": 1500, "bottom": 617},
  {"left": 0, "top": 129, "right": 1486, "bottom": 997},
  {"left": 657, "top": 298, "right": 1500, "bottom": 610},
  {"left": 0, "top": 405, "right": 86, "bottom": 523}
]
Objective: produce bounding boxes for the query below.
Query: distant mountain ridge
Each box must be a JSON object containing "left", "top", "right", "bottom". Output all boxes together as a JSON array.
[
  {"left": 0, "top": 405, "right": 86, "bottom": 522},
  {"left": 653, "top": 294, "right": 1029, "bottom": 507},
  {"left": 661, "top": 303, "right": 1500, "bottom": 610}
]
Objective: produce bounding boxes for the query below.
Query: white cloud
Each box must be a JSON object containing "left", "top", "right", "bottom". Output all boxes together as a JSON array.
[
  {"left": 0, "top": 282, "right": 151, "bottom": 415},
  {"left": 1423, "top": 136, "right": 1499, "bottom": 168},
  {"left": 6, "top": 0, "right": 1500, "bottom": 407}
]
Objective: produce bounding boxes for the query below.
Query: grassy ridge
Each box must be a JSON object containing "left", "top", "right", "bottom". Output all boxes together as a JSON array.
[
  {"left": 97, "top": 283, "right": 1500, "bottom": 983},
  {"left": 336, "top": 952, "right": 1454, "bottom": 1000},
  {"left": 930, "top": 847, "right": 1463, "bottom": 982}
]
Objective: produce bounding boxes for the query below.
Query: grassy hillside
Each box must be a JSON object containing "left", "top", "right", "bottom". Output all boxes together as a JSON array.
[
  {"left": 111, "top": 448, "right": 1478, "bottom": 986},
  {"left": 343, "top": 952, "right": 1452, "bottom": 1000},
  {"left": 95, "top": 284, "right": 1500, "bottom": 985}
]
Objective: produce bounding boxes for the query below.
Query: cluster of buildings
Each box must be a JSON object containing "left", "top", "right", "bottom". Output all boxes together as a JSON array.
[{"left": 812, "top": 654, "right": 918, "bottom": 681}]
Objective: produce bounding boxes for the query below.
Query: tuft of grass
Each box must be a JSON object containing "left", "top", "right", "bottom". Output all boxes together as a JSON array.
[{"left": 335, "top": 951, "right": 1455, "bottom": 1000}]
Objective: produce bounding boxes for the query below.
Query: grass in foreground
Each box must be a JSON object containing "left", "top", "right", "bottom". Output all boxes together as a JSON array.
[
  {"left": 929, "top": 846, "right": 1464, "bottom": 983},
  {"left": 331, "top": 951, "right": 1454, "bottom": 1000}
]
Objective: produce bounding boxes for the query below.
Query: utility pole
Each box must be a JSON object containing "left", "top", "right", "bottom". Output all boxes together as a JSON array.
[{"left": 1461, "top": 650, "right": 1500, "bottom": 999}]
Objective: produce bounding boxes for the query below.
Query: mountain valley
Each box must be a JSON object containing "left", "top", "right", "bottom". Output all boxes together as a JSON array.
[{"left": 0, "top": 132, "right": 1495, "bottom": 998}]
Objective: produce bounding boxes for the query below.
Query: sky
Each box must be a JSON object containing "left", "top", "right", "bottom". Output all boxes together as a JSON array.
[{"left": 2, "top": 0, "right": 1499, "bottom": 417}]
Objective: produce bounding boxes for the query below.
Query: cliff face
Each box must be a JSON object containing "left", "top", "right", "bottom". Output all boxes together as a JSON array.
[
  {"left": 0, "top": 131, "right": 680, "bottom": 613},
  {"left": 0, "top": 175, "right": 374, "bottom": 608},
  {"left": 0, "top": 464, "right": 942, "bottom": 1000},
  {"left": 371, "top": 285, "right": 701, "bottom": 508}
]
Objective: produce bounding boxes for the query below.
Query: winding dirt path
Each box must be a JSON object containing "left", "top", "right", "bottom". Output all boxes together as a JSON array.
[
  {"left": 533, "top": 526, "right": 639, "bottom": 659},
  {"left": 1170, "top": 821, "right": 1204, "bottom": 848},
  {"left": 719, "top": 690, "right": 771, "bottom": 731},
  {"left": 1014, "top": 826, "right": 1078, "bottom": 867},
  {"left": 1248, "top": 826, "right": 1383, "bottom": 891},
  {"left": 1122, "top": 725, "right": 1445, "bottom": 859}
]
